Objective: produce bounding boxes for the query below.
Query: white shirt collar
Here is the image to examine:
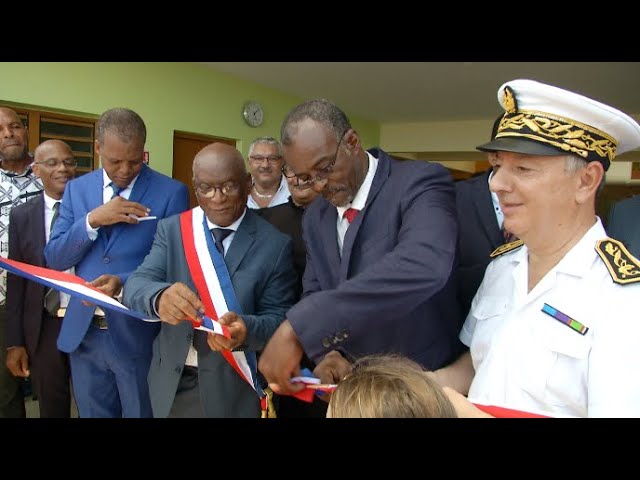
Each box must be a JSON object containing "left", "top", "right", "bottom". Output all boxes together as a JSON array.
[
  {"left": 102, "top": 168, "right": 141, "bottom": 191},
  {"left": 205, "top": 207, "right": 247, "bottom": 232},
  {"left": 336, "top": 151, "right": 378, "bottom": 219},
  {"left": 509, "top": 217, "right": 606, "bottom": 280},
  {"left": 43, "top": 192, "right": 61, "bottom": 210},
  {"left": 488, "top": 169, "right": 504, "bottom": 228}
]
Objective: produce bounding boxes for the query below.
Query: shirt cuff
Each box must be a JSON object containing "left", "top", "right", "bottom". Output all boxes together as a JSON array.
[{"left": 85, "top": 213, "right": 99, "bottom": 241}]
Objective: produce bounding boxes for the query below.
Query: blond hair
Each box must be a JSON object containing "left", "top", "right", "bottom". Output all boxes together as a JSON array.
[{"left": 327, "top": 355, "right": 457, "bottom": 418}]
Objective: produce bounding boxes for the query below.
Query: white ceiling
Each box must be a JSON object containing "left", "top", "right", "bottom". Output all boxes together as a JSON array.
[{"left": 204, "top": 62, "right": 640, "bottom": 124}]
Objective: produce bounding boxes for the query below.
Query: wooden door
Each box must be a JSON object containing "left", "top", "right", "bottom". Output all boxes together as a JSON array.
[{"left": 173, "top": 131, "right": 236, "bottom": 209}]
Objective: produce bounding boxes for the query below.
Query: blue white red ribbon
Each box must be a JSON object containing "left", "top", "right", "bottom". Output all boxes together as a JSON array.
[{"left": 0, "top": 256, "right": 229, "bottom": 339}]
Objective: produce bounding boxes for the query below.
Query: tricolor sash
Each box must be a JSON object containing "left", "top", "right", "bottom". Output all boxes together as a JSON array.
[{"left": 179, "top": 207, "right": 258, "bottom": 392}]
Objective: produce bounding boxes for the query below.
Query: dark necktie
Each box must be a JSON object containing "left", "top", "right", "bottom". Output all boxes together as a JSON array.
[
  {"left": 110, "top": 182, "right": 125, "bottom": 200},
  {"left": 343, "top": 208, "right": 359, "bottom": 224},
  {"left": 50, "top": 201, "right": 60, "bottom": 234},
  {"left": 44, "top": 201, "right": 62, "bottom": 316},
  {"left": 105, "top": 183, "right": 125, "bottom": 241},
  {"left": 211, "top": 228, "right": 233, "bottom": 256}
]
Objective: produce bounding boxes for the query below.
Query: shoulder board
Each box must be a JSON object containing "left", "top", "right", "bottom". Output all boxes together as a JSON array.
[
  {"left": 490, "top": 239, "right": 524, "bottom": 258},
  {"left": 595, "top": 238, "right": 640, "bottom": 285}
]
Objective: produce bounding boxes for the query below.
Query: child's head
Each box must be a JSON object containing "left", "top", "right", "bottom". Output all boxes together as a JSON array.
[{"left": 327, "top": 354, "right": 457, "bottom": 418}]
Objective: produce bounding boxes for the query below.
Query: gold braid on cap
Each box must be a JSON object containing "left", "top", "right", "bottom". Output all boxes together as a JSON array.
[{"left": 497, "top": 86, "right": 617, "bottom": 165}]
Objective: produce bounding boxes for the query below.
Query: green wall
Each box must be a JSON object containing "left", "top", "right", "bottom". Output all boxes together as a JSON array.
[{"left": 0, "top": 62, "right": 380, "bottom": 177}]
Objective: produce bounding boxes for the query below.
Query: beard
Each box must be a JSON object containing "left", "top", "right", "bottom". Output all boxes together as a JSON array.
[
  {"left": 323, "top": 184, "right": 354, "bottom": 207},
  {"left": 1, "top": 145, "right": 28, "bottom": 163}
]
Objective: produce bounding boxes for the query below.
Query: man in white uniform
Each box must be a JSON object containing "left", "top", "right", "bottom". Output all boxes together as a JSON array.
[{"left": 433, "top": 79, "right": 640, "bottom": 418}]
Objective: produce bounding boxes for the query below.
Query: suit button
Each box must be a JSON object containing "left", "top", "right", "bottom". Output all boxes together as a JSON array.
[
  {"left": 103, "top": 256, "right": 110, "bottom": 264},
  {"left": 174, "top": 366, "right": 182, "bottom": 374},
  {"left": 338, "top": 329, "right": 349, "bottom": 340},
  {"left": 322, "top": 337, "right": 331, "bottom": 348},
  {"left": 332, "top": 336, "right": 340, "bottom": 345}
]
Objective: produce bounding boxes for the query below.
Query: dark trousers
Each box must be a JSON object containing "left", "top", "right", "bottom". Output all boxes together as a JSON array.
[
  {"left": 30, "top": 313, "right": 71, "bottom": 418},
  {"left": 0, "top": 304, "right": 26, "bottom": 418},
  {"left": 168, "top": 366, "right": 205, "bottom": 418}
]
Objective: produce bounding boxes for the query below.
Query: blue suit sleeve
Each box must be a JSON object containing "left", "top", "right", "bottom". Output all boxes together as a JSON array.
[
  {"left": 240, "top": 237, "right": 298, "bottom": 351},
  {"left": 45, "top": 180, "right": 95, "bottom": 271}
]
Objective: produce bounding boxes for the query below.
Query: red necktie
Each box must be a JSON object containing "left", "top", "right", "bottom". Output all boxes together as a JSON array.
[{"left": 343, "top": 208, "right": 359, "bottom": 224}]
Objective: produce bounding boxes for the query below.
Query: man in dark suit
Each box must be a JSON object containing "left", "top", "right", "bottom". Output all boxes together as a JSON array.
[
  {"left": 123, "top": 143, "right": 298, "bottom": 418},
  {"left": 455, "top": 169, "right": 503, "bottom": 317},
  {"left": 5, "top": 140, "right": 75, "bottom": 418},
  {"left": 455, "top": 115, "right": 507, "bottom": 318},
  {"left": 607, "top": 195, "right": 640, "bottom": 258},
  {"left": 259, "top": 99, "right": 463, "bottom": 395},
  {"left": 44, "top": 108, "right": 189, "bottom": 418}
]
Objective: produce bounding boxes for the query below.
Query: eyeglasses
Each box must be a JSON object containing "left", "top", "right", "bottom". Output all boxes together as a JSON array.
[
  {"left": 249, "top": 155, "right": 282, "bottom": 164},
  {"left": 34, "top": 159, "right": 77, "bottom": 168},
  {"left": 194, "top": 182, "right": 241, "bottom": 198},
  {"left": 282, "top": 131, "right": 347, "bottom": 190}
]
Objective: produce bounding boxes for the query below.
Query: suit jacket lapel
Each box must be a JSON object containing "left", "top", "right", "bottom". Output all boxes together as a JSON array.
[
  {"left": 474, "top": 170, "right": 503, "bottom": 248},
  {"left": 225, "top": 209, "right": 256, "bottom": 278},
  {"left": 106, "top": 165, "right": 150, "bottom": 249},
  {"left": 340, "top": 149, "right": 390, "bottom": 280}
]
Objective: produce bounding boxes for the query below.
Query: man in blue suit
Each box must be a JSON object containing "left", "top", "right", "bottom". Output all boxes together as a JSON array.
[
  {"left": 44, "top": 108, "right": 189, "bottom": 417},
  {"left": 123, "top": 143, "right": 297, "bottom": 417},
  {"left": 607, "top": 195, "right": 640, "bottom": 258},
  {"left": 259, "top": 99, "right": 464, "bottom": 394}
]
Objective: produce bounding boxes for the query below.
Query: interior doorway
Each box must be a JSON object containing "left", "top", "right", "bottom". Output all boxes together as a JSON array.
[{"left": 173, "top": 131, "right": 236, "bottom": 209}]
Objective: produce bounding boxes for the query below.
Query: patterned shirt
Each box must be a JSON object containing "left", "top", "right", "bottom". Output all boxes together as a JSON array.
[{"left": 0, "top": 165, "right": 43, "bottom": 304}]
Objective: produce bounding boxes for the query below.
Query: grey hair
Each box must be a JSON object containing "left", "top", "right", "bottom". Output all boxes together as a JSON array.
[
  {"left": 96, "top": 108, "right": 146, "bottom": 145},
  {"left": 248, "top": 136, "right": 282, "bottom": 157},
  {"left": 564, "top": 154, "right": 606, "bottom": 196},
  {"left": 280, "top": 99, "right": 351, "bottom": 146}
]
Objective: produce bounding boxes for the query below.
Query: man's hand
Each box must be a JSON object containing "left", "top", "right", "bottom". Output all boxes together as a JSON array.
[
  {"left": 89, "top": 274, "right": 123, "bottom": 298},
  {"left": 442, "top": 387, "right": 492, "bottom": 418},
  {"left": 157, "top": 283, "right": 203, "bottom": 326},
  {"left": 82, "top": 274, "right": 123, "bottom": 307},
  {"left": 258, "top": 320, "right": 304, "bottom": 395},
  {"left": 312, "top": 350, "right": 353, "bottom": 403},
  {"left": 88, "top": 196, "right": 150, "bottom": 228},
  {"left": 6, "top": 347, "right": 30, "bottom": 378},
  {"left": 206, "top": 311, "right": 247, "bottom": 351},
  {"left": 313, "top": 350, "right": 352, "bottom": 384}
]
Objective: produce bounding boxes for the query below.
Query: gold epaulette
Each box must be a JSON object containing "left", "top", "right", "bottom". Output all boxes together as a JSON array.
[
  {"left": 490, "top": 239, "right": 524, "bottom": 258},
  {"left": 595, "top": 238, "right": 640, "bottom": 285}
]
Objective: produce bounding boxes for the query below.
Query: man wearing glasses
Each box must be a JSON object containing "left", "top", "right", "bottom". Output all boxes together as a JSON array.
[
  {"left": 5, "top": 140, "right": 76, "bottom": 417},
  {"left": 259, "top": 99, "right": 464, "bottom": 395},
  {"left": 246, "top": 136, "right": 290, "bottom": 209},
  {"left": 124, "top": 142, "right": 297, "bottom": 417}
]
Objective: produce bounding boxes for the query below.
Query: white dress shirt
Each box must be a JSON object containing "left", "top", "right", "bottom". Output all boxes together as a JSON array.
[
  {"left": 184, "top": 208, "right": 247, "bottom": 367},
  {"left": 488, "top": 170, "right": 504, "bottom": 229},
  {"left": 336, "top": 151, "right": 378, "bottom": 254},
  {"left": 84, "top": 170, "right": 141, "bottom": 240},
  {"left": 43, "top": 193, "right": 71, "bottom": 309}
]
